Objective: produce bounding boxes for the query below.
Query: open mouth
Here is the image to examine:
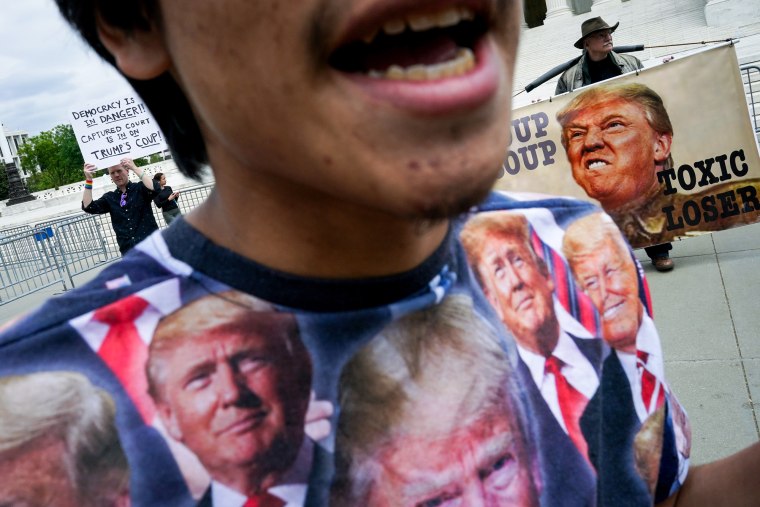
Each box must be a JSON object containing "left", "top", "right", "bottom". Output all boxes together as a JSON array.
[
  {"left": 586, "top": 159, "right": 609, "bottom": 170},
  {"left": 329, "top": 6, "right": 487, "bottom": 81}
]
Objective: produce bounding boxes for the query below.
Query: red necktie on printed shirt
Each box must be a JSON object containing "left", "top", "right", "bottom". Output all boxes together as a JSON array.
[
  {"left": 243, "top": 493, "right": 285, "bottom": 507},
  {"left": 637, "top": 350, "right": 665, "bottom": 414},
  {"left": 545, "top": 355, "right": 590, "bottom": 460},
  {"left": 92, "top": 295, "right": 155, "bottom": 423}
]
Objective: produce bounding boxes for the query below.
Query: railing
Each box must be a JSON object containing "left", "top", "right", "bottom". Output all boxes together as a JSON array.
[
  {"left": 0, "top": 182, "right": 214, "bottom": 305},
  {"left": 740, "top": 63, "right": 760, "bottom": 140}
]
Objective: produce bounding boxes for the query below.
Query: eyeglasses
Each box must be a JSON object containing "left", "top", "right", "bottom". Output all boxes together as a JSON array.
[{"left": 120, "top": 192, "right": 127, "bottom": 207}]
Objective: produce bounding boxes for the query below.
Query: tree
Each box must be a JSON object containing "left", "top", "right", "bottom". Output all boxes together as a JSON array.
[
  {"left": 0, "top": 165, "right": 8, "bottom": 200},
  {"left": 18, "top": 124, "right": 84, "bottom": 191}
]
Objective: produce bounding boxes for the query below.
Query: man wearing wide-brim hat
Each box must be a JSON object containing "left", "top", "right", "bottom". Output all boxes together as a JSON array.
[{"left": 555, "top": 17, "right": 643, "bottom": 96}]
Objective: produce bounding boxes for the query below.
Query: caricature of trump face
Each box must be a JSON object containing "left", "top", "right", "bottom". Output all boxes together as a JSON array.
[{"left": 557, "top": 85, "right": 673, "bottom": 212}]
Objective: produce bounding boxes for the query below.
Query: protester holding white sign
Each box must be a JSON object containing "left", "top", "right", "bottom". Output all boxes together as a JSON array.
[
  {"left": 82, "top": 157, "right": 160, "bottom": 254},
  {"left": 70, "top": 94, "right": 167, "bottom": 167}
]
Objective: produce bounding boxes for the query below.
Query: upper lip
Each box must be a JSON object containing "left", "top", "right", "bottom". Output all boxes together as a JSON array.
[
  {"left": 218, "top": 410, "right": 268, "bottom": 435},
  {"left": 331, "top": 0, "right": 492, "bottom": 53},
  {"left": 603, "top": 298, "right": 624, "bottom": 318}
]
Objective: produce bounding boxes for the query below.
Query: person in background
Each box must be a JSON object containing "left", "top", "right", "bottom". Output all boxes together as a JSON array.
[
  {"left": 153, "top": 172, "right": 183, "bottom": 225},
  {"left": 82, "top": 157, "right": 160, "bottom": 254}
]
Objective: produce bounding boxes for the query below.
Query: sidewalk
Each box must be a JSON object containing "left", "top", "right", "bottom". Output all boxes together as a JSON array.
[{"left": 635, "top": 223, "right": 760, "bottom": 465}]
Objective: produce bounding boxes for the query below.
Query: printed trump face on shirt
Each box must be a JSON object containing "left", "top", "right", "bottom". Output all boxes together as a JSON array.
[
  {"left": 149, "top": 300, "right": 312, "bottom": 488},
  {"left": 367, "top": 411, "right": 540, "bottom": 507},
  {"left": 564, "top": 220, "right": 642, "bottom": 352},
  {"left": 472, "top": 231, "right": 558, "bottom": 355}
]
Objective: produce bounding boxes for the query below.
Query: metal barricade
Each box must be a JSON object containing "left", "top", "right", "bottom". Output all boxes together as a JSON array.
[
  {"left": 0, "top": 229, "right": 67, "bottom": 304},
  {"left": 55, "top": 215, "right": 120, "bottom": 288},
  {"left": 0, "top": 182, "right": 215, "bottom": 304},
  {"left": 740, "top": 63, "right": 760, "bottom": 139},
  {"left": 0, "top": 224, "right": 32, "bottom": 241}
]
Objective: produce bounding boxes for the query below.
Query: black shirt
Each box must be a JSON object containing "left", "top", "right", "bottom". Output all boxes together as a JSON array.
[
  {"left": 154, "top": 186, "right": 180, "bottom": 211},
  {"left": 83, "top": 180, "right": 160, "bottom": 254},
  {"left": 585, "top": 54, "right": 622, "bottom": 85}
]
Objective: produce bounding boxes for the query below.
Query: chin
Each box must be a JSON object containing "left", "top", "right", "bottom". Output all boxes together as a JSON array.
[{"left": 406, "top": 167, "right": 500, "bottom": 220}]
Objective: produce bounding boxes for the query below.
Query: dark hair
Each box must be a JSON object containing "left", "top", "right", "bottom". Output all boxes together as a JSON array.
[
  {"left": 53, "top": 0, "right": 207, "bottom": 179},
  {"left": 153, "top": 172, "right": 164, "bottom": 181}
]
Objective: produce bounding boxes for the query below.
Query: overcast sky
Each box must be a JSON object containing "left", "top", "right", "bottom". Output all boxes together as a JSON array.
[{"left": 0, "top": 0, "right": 133, "bottom": 136}]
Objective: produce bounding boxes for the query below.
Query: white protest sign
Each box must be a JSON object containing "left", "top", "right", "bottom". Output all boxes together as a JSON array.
[{"left": 70, "top": 94, "right": 167, "bottom": 168}]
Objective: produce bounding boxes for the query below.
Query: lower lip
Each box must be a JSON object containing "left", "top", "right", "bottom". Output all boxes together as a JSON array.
[{"left": 335, "top": 36, "right": 503, "bottom": 115}]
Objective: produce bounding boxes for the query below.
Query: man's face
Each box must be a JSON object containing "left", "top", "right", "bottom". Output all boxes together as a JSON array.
[
  {"left": 368, "top": 412, "right": 539, "bottom": 507},
  {"left": 146, "top": 0, "right": 520, "bottom": 219},
  {"left": 0, "top": 438, "right": 81, "bottom": 507},
  {"left": 583, "top": 29, "right": 613, "bottom": 57},
  {"left": 562, "top": 98, "right": 670, "bottom": 211},
  {"left": 109, "top": 165, "right": 128, "bottom": 187},
  {"left": 569, "top": 234, "right": 642, "bottom": 352},
  {"left": 155, "top": 321, "right": 308, "bottom": 478},
  {"left": 477, "top": 233, "right": 557, "bottom": 354}
]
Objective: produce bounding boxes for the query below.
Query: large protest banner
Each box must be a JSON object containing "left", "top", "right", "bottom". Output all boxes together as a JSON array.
[
  {"left": 496, "top": 43, "right": 760, "bottom": 249},
  {"left": 70, "top": 94, "right": 167, "bottom": 168}
]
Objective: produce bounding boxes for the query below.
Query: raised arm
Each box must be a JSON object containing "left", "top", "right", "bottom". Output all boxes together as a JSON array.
[
  {"left": 120, "top": 158, "right": 156, "bottom": 191},
  {"left": 82, "top": 163, "right": 96, "bottom": 208}
]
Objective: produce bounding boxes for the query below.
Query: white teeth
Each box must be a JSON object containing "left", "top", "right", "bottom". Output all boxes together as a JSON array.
[
  {"left": 588, "top": 161, "right": 606, "bottom": 169},
  {"left": 408, "top": 14, "right": 437, "bottom": 31},
  {"left": 459, "top": 6, "right": 475, "bottom": 21},
  {"left": 383, "top": 18, "right": 406, "bottom": 35},
  {"left": 368, "top": 48, "right": 475, "bottom": 81},
  {"left": 436, "top": 9, "right": 461, "bottom": 28},
  {"left": 377, "top": 6, "right": 476, "bottom": 37}
]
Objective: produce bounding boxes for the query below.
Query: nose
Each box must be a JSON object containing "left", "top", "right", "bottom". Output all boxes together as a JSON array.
[
  {"left": 596, "top": 273, "right": 611, "bottom": 305},
  {"left": 216, "top": 363, "right": 245, "bottom": 406},
  {"left": 583, "top": 127, "right": 604, "bottom": 152},
  {"left": 461, "top": 480, "right": 488, "bottom": 507},
  {"left": 502, "top": 262, "right": 524, "bottom": 293}
]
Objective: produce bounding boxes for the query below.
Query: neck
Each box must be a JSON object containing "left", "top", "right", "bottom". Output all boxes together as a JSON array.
[
  {"left": 186, "top": 162, "right": 449, "bottom": 279},
  {"left": 215, "top": 467, "right": 280, "bottom": 498},
  {"left": 117, "top": 183, "right": 128, "bottom": 192},
  {"left": 587, "top": 49, "right": 609, "bottom": 62},
  {"left": 520, "top": 318, "right": 560, "bottom": 358}
]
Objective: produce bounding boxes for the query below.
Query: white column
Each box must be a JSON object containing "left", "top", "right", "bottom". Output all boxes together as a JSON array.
[
  {"left": 591, "top": 0, "right": 618, "bottom": 10},
  {"left": 705, "top": 0, "right": 760, "bottom": 26},
  {"left": 544, "top": 0, "right": 572, "bottom": 20}
]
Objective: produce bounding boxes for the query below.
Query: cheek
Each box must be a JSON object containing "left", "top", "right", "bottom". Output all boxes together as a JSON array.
[{"left": 175, "top": 391, "right": 215, "bottom": 430}]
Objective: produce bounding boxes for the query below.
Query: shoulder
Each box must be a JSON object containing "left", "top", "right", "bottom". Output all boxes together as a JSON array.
[
  {"left": 0, "top": 249, "right": 180, "bottom": 344},
  {"left": 612, "top": 51, "right": 643, "bottom": 69}
]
